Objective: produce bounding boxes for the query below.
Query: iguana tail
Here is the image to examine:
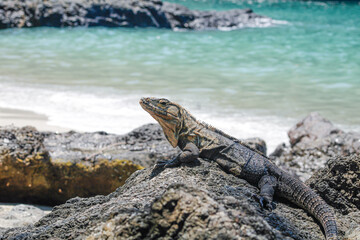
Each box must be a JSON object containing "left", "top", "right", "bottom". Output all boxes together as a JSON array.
[{"left": 278, "top": 173, "right": 338, "bottom": 240}]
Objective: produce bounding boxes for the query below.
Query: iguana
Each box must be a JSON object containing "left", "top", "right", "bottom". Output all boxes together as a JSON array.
[{"left": 140, "top": 97, "right": 338, "bottom": 240}]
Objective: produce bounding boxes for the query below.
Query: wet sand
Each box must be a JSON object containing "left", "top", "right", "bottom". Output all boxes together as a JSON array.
[{"left": 0, "top": 107, "right": 69, "bottom": 132}]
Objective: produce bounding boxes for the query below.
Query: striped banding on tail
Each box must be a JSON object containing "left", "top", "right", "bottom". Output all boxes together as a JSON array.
[{"left": 279, "top": 174, "right": 338, "bottom": 240}]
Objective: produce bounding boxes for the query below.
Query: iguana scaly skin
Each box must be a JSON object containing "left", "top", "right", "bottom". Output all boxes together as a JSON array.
[{"left": 140, "top": 97, "right": 338, "bottom": 240}]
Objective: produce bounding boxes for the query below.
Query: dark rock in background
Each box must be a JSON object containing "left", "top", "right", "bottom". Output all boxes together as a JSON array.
[
  {"left": 271, "top": 112, "right": 360, "bottom": 181},
  {"left": 0, "top": 0, "right": 275, "bottom": 30}
]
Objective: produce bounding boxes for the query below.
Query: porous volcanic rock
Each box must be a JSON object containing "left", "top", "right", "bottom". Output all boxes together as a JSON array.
[
  {"left": 271, "top": 112, "right": 360, "bottom": 181},
  {"left": 0, "top": 0, "right": 275, "bottom": 30},
  {"left": 42, "top": 123, "right": 178, "bottom": 168},
  {"left": 307, "top": 154, "right": 360, "bottom": 239},
  {"left": 0, "top": 123, "right": 266, "bottom": 206},
  {"left": 306, "top": 154, "right": 360, "bottom": 215},
  {"left": 0, "top": 124, "right": 177, "bottom": 205},
  {"left": 2, "top": 155, "right": 358, "bottom": 240}
]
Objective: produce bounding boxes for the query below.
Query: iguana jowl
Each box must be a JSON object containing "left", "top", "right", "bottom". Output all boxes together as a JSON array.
[{"left": 140, "top": 97, "right": 338, "bottom": 240}]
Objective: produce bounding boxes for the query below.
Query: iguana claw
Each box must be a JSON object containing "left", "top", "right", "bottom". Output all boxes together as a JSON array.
[
  {"left": 254, "top": 195, "right": 276, "bottom": 211},
  {"left": 154, "top": 157, "right": 181, "bottom": 169},
  {"left": 259, "top": 197, "right": 270, "bottom": 210}
]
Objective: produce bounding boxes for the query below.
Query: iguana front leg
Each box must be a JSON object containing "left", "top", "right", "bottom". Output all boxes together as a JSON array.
[
  {"left": 155, "top": 142, "right": 199, "bottom": 169},
  {"left": 257, "top": 175, "right": 277, "bottom": 210}
]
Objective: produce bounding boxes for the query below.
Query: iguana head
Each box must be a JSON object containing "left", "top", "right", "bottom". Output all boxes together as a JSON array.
[{"left": 140, "top": 97, "right": 186, "bottom": 147}]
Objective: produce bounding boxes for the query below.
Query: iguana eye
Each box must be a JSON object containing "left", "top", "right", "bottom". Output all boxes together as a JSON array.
[{"left": 159, "top": 99, "right": 167, "bottom": 106}]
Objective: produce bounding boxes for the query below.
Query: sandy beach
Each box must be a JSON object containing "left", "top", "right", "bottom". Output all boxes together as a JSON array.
[{"left": 0, "top": 107, "right": 69, "bottom": 132}]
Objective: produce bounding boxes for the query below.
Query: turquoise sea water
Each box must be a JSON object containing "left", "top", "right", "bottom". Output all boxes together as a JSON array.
[{"left": 0, "top": 0, "right": 359, "bottom": 151}]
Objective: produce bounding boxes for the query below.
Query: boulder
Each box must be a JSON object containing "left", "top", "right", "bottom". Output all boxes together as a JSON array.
[
  {"left": 0, "top": 123, "right": 267, "bottom": 206},
  {"left": 307, "top": 154, "right": 360, "bottom": 239},
  {"left": 0, "top": 0, "right": 275, "bottom": 30},
  {"left": 0, "top": 124, "right": 178, "bottom": 205},
  {"left": 2, "top": 154, "right": 359, "bottom": 240},
  {"left": 287, "top": 112, "right": 342, "bottom": 148},
  {"left": 270, "top": 112, "right": 360, "bottom": 181},
  {"left": 42, "top": 123, "right": 178, "bottom": 168},
  {"left": 306, "top": 154, "right": 360, "bottom": 215},
  {"left": 243, "top": 137, "right": 267, "bottom": 156}
]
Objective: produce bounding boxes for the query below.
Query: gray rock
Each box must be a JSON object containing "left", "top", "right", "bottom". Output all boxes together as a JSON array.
[
  {"left": 0, "top": 0, "right": 275, "bottom": 30},
  {"left": 0, "top": 123, "right": 177, "bottom": 169},
  {"left": 243, "top": 137, "right": 267, "bottom": 156},
  {"left": 288, "top": 112, "right": 342, "bottom": 148},
  {"left": 344, "top": 226, "right": 360, "bottom": 240},
  {"left": 2, "top": 154, "right": 358, "bottom": 240},
  {"left": 0, "top": 123, "right": 267, "bottom": 205},
  {"left": 271, "top": 112, "right": 360, "bottom": 181},
  {"left": 43, "top": 123, "right": 179, "bottom": 168},
  {"left": 0, "top": 123, "right": 177, "bottom": 205},
  {"left": 306, "top": 154, "right": 360, "bottom": 215},
  {"left": 307, "top": 154, "right": 360, "bottom": 239}
]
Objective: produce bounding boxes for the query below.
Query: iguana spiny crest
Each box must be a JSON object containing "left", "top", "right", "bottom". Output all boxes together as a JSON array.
[{"left": 140, "top": 97, "right": 267, "bottom": 157}]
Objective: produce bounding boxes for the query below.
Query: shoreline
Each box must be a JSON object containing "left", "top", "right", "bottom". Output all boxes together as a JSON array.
[{"left": 0, "top": 107, "right": 70, "bottom": 132}]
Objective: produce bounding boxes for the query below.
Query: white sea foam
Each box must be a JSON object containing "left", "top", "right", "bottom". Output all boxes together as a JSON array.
[
  {"left": 0, "top": 82, "right": 149, "bottom": 134},
  {"left": 2, "top": 82, "right": 360, "bottom": 154},
  {"left": 196, "top": 113, "right": 292, "bottom": 153},
  {"left": 0, "top": 82, "right": 297, "bottom": 153}
]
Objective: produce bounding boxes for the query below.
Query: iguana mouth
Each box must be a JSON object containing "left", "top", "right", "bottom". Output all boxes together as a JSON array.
[
  {"left": 140, "top": 97, "right": 181, "bottom": 147},
  {"left": 139, "top": 97, "right": 168, "bottom": 117}
]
